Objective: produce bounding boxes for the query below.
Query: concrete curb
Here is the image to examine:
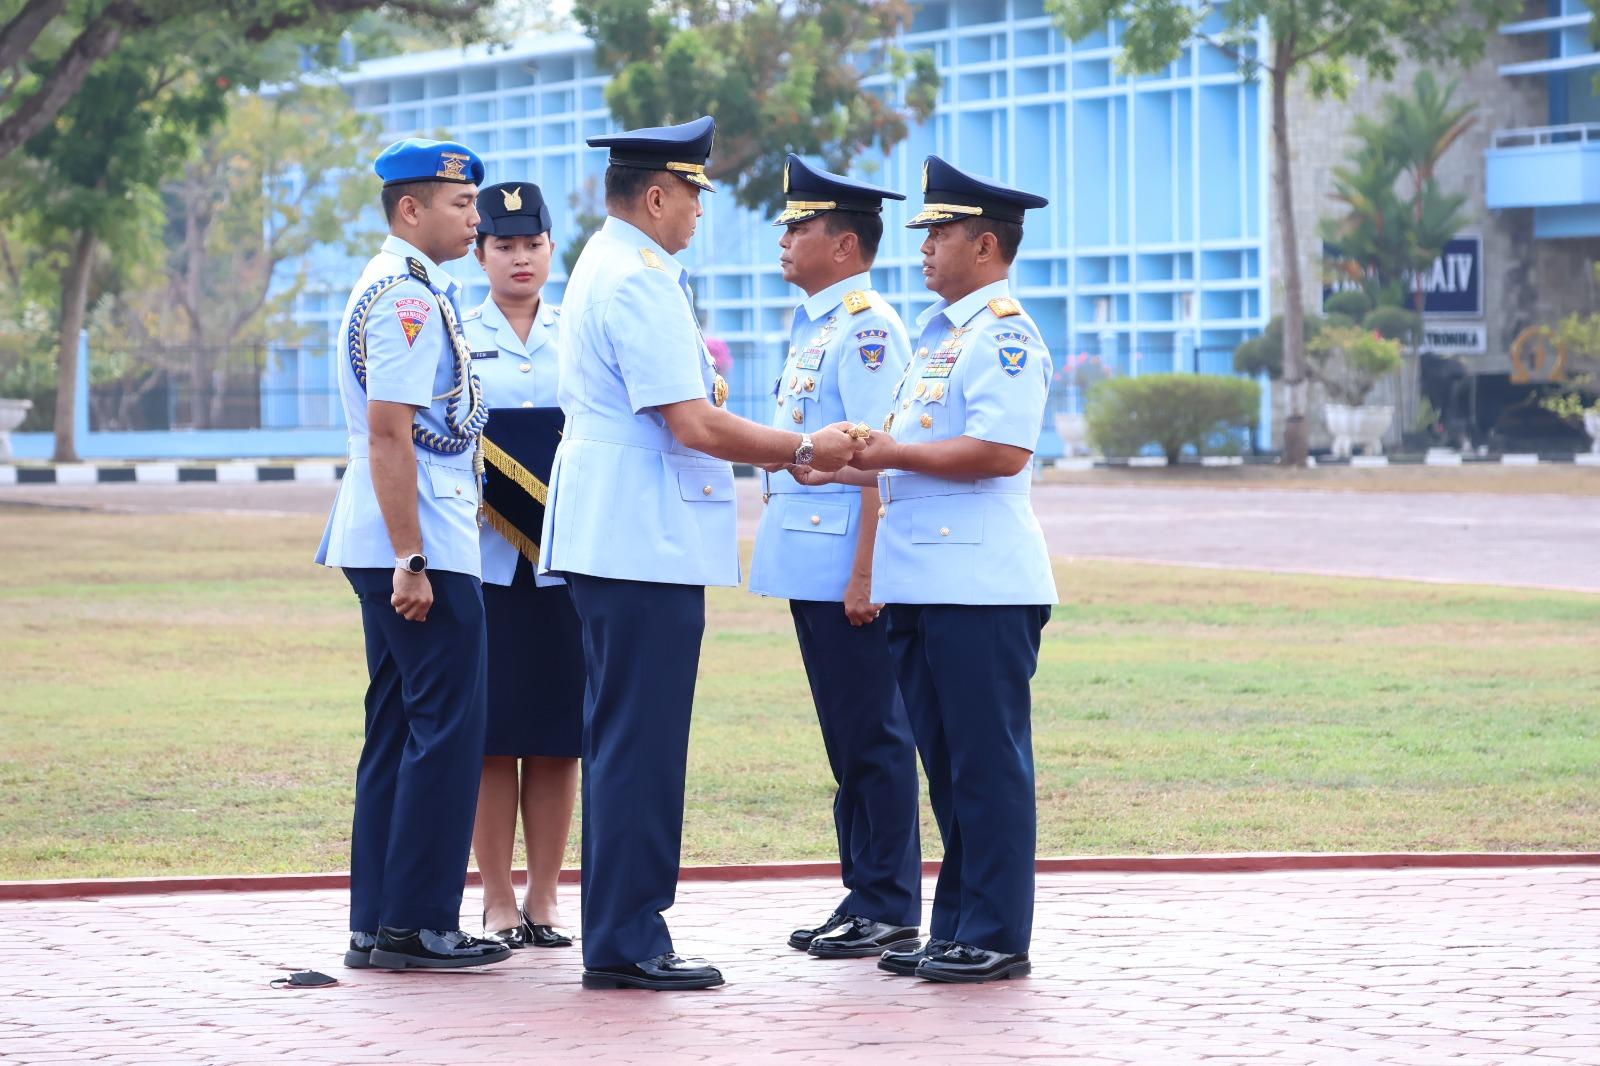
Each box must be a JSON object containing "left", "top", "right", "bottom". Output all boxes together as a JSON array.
[{"left": 5, "top": 851, "right": 1597, "bottom": 902}]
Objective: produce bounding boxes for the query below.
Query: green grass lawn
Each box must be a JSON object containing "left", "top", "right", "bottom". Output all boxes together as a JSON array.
[{"left": 2, "top": 505, "right": 1597, "bottom": 880}]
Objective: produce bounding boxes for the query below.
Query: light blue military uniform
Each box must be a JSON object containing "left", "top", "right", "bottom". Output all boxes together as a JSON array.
[
  {"left": 538, "top": 213, "right": 736, "bottom": 586},
  {"left": 873, "top": 276, "right": 1058, "bottom": 606},
  {"left": 315, "top": 137, "right": 497, "bottom": 949},
  {"left": 316, "top": 234, "right": 482, "bottom": 577},
  {"left": 463, "top": 296, "right": 561, "bottom": 586},
  {"left": 748, "top": 272, "right": 907, "bottom": 598},
  {"left": 873, "top": 155, "right": 1055, "bottom": 979},
  {"left": 538, "top": 116, "right": 736, "bottom": 984}
]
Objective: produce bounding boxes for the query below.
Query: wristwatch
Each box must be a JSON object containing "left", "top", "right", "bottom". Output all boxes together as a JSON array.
[
  {"left": 395, "top": 553, "right": 427, "bottom": 574},
  {"left": 793, "top": 433, "right": 814, "bottom": 466}
]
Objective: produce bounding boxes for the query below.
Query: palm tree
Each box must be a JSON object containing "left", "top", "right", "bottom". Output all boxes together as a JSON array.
[{"left": 1380, "top": 71, "right": 1475, "bottom": 314}]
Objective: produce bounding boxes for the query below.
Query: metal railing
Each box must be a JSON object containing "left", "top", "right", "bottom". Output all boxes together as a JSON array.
[{"left": 1491, "top": 123, "right": 1600, "bottom": 150}]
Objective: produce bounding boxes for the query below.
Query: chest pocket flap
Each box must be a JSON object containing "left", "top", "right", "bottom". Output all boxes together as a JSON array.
[
  {"left": 425, "top": 463, "right": 477, "bottom": 504},
  {"left": 910, "top": 498, "right": 983, "bottom": 544},
  {"left": 677, "top": 466, "right": 736, "bottom": 502},
  {"left": 781, "top": 499, "right": 850, "bottom": 536}
]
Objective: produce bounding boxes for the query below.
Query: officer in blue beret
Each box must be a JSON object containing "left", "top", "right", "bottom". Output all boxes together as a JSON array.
[
  {"left": 538, "top": 117, "right": 866, "bottom": 990},
  {"left": 791, "top": 155, "right": 1056, "bottom": 983},
  {"left": 316, "top": 137, "right": 511, "bottom": 971},
  {"left": 459, "top": 180, "right": 586, "bottom": 953},
  {"left": 749, "top": 154, "right": 923, "bottom": 962}
]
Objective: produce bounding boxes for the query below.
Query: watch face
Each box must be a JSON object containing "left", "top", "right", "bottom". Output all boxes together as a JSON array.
[{"left": 406, "top": 555, "right": 426, "bottom": 573}]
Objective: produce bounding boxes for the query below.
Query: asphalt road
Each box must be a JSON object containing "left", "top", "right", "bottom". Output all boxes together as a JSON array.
[{"left": 4, "top": 477, "right": 1596, "bottom": 592}]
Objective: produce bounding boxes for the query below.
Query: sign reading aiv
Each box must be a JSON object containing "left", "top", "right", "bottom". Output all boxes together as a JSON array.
[{"left": 1323, "top": 235, "right": 1484, "bottom": 318}]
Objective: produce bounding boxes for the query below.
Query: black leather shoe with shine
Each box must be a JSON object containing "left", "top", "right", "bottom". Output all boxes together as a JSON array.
[
  {"left": 485, "top": 916, "right": 529, "bottom": 949},
  {"left": 521, "top": 910, "right": 574, "bottom": 948},
  {"left": 344, "top": 931, "right": 378, "bottom": 969},
  {"left": 807, "top": 916, "right": 921, "bottom": 959},
  {"left": 915, "top": 942, "right": 1031, "bottom": 983},
  {"left": 787, "top": 910, "right": 847, "bottom": 951},
  {"left": 368, "top": 927, "right": 513, "bottom": 970},
  {"left": 581, "top": 952, "right": 725, "bottom": 990},
  {"left": 877, "top": 937, "right": 953, "bottom": 976}
]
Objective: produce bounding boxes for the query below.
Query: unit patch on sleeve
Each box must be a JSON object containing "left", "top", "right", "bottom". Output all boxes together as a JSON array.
[
  {"left": 394, "top": 297, "right": 432, "bottom": 346},
  {"left": 856, "top": 328, "right": 889, "bottom": 372},
  {"left": 995, "top": 331, "right": 1031, "bottom": 377}
]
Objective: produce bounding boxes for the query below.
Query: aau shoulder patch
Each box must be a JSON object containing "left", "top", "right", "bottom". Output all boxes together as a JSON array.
[
  {"left": 394, "top": 297, "right": 431, "bottom": 346},
  {"left": 995, "top": 331, "right": 1030, "bottom": 377},
  {"left": 856, "top": 328, "right": 889, "bottom": 372}
]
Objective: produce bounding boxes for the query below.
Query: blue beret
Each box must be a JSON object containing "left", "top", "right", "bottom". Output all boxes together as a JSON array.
[
  {"left": 906, "top": 155, "right": 1048, "bottom": 228},
  {"left": 773, "top": 153, "right": 906, "bottom": 226},
  {"left": 477, "top": 181, "right": 553, "bottom": 238},
  {"left": 587, "top": 116, "right": 716, "bottom": 192},
  {"left": 374, "top": 138, "right": 485, "bottom": 188}
]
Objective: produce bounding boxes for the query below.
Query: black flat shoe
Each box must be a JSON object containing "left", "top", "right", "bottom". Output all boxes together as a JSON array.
[
  {"left": 787, "top": 910, "right": 847, "bottom": 951},
  {"left": 344, "top": 931, "right": 377, "bottom": 969},
  {"left": 878, "top": 937, "right": 953, "bottom": 976},
  {"left": 368, "top": 927, "right": 512, "bottom": 970},
  {"left": 808, "top": 916, "right": 921, "bottom": 959},
  {"left": 915, "top": 942, "right": 1031, "bottom": 984},
  {"left": 521, "top": 910, "right": 574, "bottom": 948},
  {"left": 484, "top": 913, "right": 529, "bottom": 949},
  {"left": 581, "top": 952, "right": 724, "bottom": 990}
]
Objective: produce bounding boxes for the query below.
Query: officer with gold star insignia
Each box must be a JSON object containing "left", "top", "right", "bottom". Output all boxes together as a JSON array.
[
  {"left": 537, "top": 117, "right": 865, "bottom": 992},
  {"left": 314, "top": 137, "right": 512, "bottom": 973},
  {"left": 790, "top": 154, "right": 1056, "bottom": 985},
  {"left": 748, "top": 153, "right": 923, "bottom": 963}
]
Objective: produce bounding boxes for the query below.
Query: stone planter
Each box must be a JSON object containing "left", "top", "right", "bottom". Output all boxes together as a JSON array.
[
  {"left": 1324, "top": 403, "right": 1394, "bottom": 459},
  {"left": 1054, "top": 411, "right": 1089, "bottom": 457},
  {"left": 1585, "top": 409, "right": 1600, "bottom": 455},
  {"left": 0, "top": 397, "right": 32, "bottom": 461}
]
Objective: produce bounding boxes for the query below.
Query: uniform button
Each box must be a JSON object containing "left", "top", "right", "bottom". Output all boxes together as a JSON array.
[
  {"left": 792, "top": 408, "right": 804, "bottom": 423},
  {"left": 920, "top": 414, "right": 933, "bottom": 429},
  {"left": 519, "top": 362, "right": 531, "bottom": 373},
  {"left": 810, "top": 514, "right": 821, "bottom": 526},
  {"left": 455, "top": 487, "right": 462, "bottom": 496},
  {"left": 805, "top": 377, "right": 816, "bottom": 391},
  {"left": 901, "top": 400, "right": 910, "bottom": 410},
  {"left": 703, "top": 485, "right": 713, "bottom": 496},
  {"left": 877, "top": 505, "right": 887, "bottom": 519},
  {"left": 917, "top": 347, "right": 928, "bottom": 359},
  {"left": 521, "top": 400, "right": 535, "bottom": 408},
  {"left": 939, "top": 526, "right": 950, "bottom": 537}
]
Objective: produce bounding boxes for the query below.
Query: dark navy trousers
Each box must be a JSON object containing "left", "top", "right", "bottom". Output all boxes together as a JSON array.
[
  {"left": 885, "top": 603, "right": 1049, "bottom": 955},
  {"left": 790, "top": 600, "right": 922, "bottom": 927},
  {"left": 565, "top": 573, "right": 705, "bottom": 969},
  {"left": 344, "top": 567, "right": 487, "bottom": 933}
]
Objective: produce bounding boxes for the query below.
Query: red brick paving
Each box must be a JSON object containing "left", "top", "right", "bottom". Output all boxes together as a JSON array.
[{"left": 3, "top": 868, "right": 1598, "bottom": 1065}]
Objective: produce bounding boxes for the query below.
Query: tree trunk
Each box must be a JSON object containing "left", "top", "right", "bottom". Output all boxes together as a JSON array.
[
  {"left": 52, "top": 229, "right": 96, "bottom": 462},
  {"left": 1271, "top": 58, "right": 1309, "bottom": 467},
  {"left": 184, "top": 204, "right": 210, "bottom": 429}
]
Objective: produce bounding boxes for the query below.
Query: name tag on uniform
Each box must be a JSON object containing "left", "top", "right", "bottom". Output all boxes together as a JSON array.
[
  {"left": 794, "top": 347, "right": 825, "bottom": 371},
  {"left": 470, "top": 349, "right": 498, "bottom": 360}
]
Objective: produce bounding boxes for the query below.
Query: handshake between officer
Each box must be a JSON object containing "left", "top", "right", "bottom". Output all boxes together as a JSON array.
[{"left": 659, "top": 405, "right": 865, "bottom": 474}]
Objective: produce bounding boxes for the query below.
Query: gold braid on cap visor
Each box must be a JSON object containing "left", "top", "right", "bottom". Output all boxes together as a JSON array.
[{"left": 775, "top": 199, "right": 838, "bottom": 224}]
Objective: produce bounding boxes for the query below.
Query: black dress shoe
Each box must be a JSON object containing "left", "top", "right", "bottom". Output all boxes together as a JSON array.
[
  {"left": 484, "top": 913, "right": 529, "bottom": 949},
  {"left": 344, "top": 931, "right": 377, "bottom": 969},
  {"left": 521, "top": 910, "right": 574, "bottom": 948},
  {"left": 877, "top": 937, "right": 953, "bottom": 976},
  {"left": 368, "top": 927, "right": 513, "bottom": 970},
  {"left": 787, "top": 910, "right": 847, "bottom": 951},
  {"left": 808, "top": 916, "right": 921, "bottom": 959},
  {"left": 581, "top": 952, "right": 725, "bottom": 990},
  {"left": 915, "top": 942, "right": 1031, "bottom": 983}
]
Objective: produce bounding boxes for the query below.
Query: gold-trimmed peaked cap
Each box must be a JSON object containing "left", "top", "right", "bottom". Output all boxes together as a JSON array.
[
  {"left": 906, "top": 154, "right": 1049, "bottom": 228},
  {"left": 588, "top": 115, "right": 717, "bottom": 192},
  {"left": 374, "top": 137, "right": 485, "bottom": 188},
  {"left": 772, "top": 152, "right": 907, "bottom": 226}
]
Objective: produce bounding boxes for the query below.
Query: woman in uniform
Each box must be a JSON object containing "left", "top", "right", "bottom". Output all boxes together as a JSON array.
[{"left": 463, "top": 180, "right": 584, "bottom": 948}]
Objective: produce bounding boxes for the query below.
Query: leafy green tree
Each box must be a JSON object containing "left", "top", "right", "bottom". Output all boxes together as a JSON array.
[
  {"left": 1048, "top": 0, "right": 1517, "bottom": 466},
  {"left": 0, "top": 0, "right": 487, "bottom": 163},
  {"left": 574, "top": 0, "right": 940, "bottom": 211}
]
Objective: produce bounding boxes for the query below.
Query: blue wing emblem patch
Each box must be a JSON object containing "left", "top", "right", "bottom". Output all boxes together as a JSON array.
[
  {"left": 859, "top": 344, "right": 885, "bottom": 371},
  {"left": 998, "top": 346, "right": 1027, "bottom": 377}
]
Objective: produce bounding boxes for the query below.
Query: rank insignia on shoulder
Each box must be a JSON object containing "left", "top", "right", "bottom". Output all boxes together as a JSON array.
[
  {"left": 842, "top": 290, "right": 871, "bottom": 315},
  {"left": 394, "top": 297, "right": 431, "bottom": 346},
  {"left": 639, "top": 248, "right": 665, "bottom": 270},
  {"left": 406, "top": 257, "right": 431, "bottom": 286},
  {"left": 988, "top": 297, "right": 1021, "bottom": 318}
]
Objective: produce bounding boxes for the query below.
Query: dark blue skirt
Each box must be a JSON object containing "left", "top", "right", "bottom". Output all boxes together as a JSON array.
[{"left": 482, "top": 555, "right": 585, "bottom": 758}]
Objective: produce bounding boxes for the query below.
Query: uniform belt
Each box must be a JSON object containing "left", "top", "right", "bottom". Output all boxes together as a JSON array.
[
  {"left": 563, "top": 413, "right": 679, "bottom": 453},
  {"left": 877, "top": 471, "right": 1029, "bottom": 503},
  {"left": 761, "top": 468, "right": 855, "bottom": 496},
  {"left": 346, "top": 435, "right": 477, "bottom": 471}
]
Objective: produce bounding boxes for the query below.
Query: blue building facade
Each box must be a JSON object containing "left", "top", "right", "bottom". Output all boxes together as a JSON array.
[{"left": 272, "top": 0, "right": 1271, "bottom": 437}]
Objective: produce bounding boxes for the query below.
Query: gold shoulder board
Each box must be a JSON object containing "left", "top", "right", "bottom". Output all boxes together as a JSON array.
[
  {"left": 842, "top": 290, "right": 871, "bottom": 315},
  {"left": 639, "top": 248, "right": 666, "bottom": 270},
  {"left": 988, "top": 297, "right": 1021, "bottom": 318}
]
